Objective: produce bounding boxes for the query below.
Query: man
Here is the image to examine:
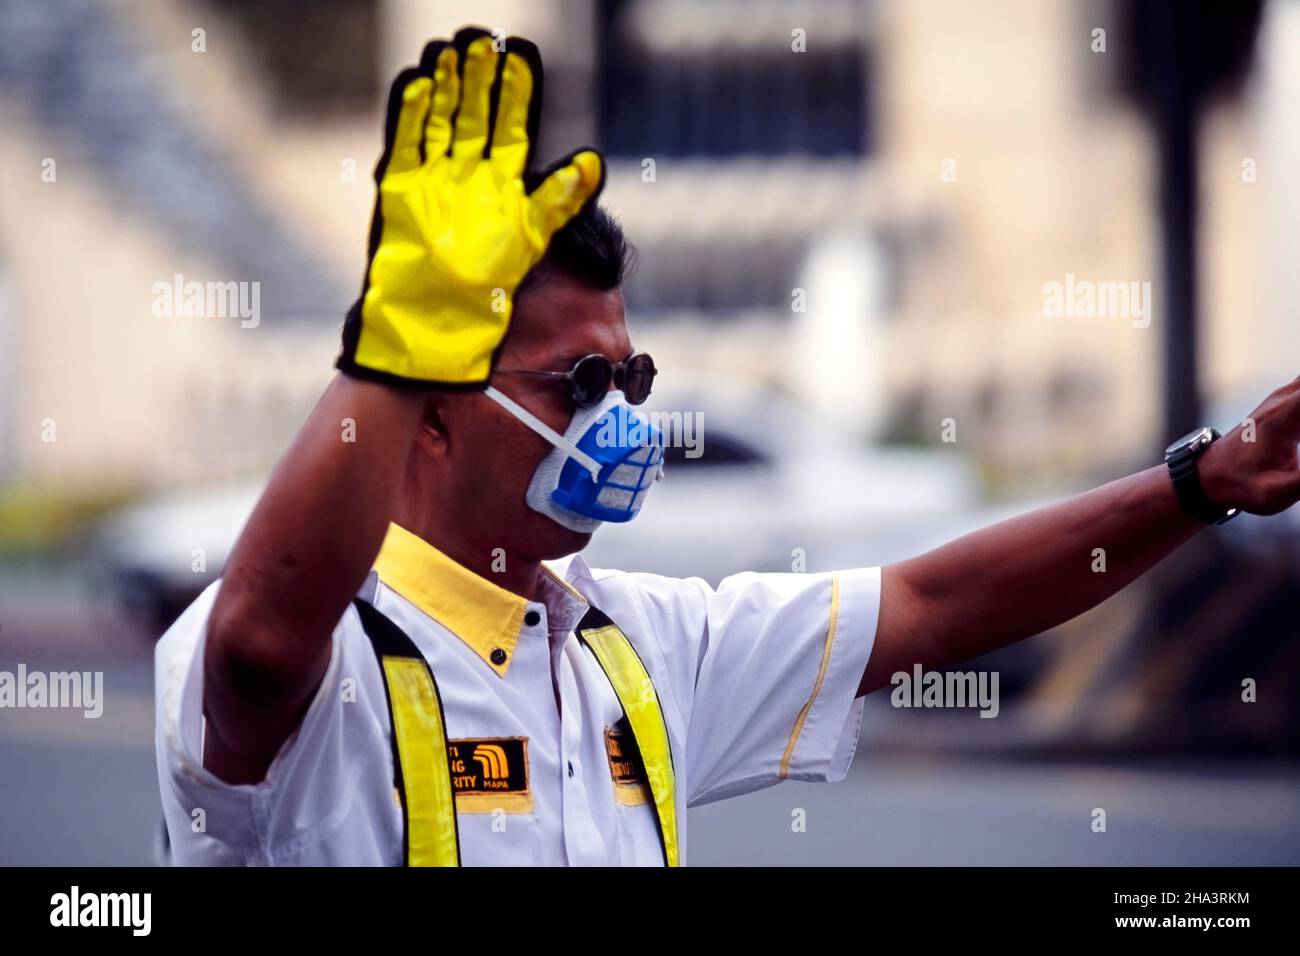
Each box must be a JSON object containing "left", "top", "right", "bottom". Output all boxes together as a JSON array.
[{"left": 155, "top": 28, "right": 1300, "bottom": 866}]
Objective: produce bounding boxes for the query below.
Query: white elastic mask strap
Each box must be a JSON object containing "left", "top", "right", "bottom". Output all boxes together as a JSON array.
[{"left": 484, "top": 386, "right": 602, "bottom": 478}]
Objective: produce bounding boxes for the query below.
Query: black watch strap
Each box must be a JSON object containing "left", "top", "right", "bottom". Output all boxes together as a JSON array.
[
  {"left": 1166, "top": 454, "right": 1230, "bottom": 524},
  {"left": 1165, "top": 430, "right": 1238, "bottom": 525}
]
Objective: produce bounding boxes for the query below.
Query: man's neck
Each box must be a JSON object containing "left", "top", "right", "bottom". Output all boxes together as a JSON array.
[{"left": 392, "top": 506, "right": 545, "bottom": 601}]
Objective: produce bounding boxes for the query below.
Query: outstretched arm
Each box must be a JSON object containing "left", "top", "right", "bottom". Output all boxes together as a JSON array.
[{"left": 862, "top": 375, "right": 1300, "bottom": 696}]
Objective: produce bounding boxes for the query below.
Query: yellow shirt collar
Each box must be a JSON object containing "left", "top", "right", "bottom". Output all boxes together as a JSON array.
[{"left": 372, "top": 522, "right": 585, "bottom": 677}]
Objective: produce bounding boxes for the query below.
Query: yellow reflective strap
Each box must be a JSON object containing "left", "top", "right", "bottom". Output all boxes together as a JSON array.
[
  {"left": 381, "top": 656, "right": 460, "bottom": 867},
  {"left": 579, "top": 624, "right": 680, "bottom": 867}
]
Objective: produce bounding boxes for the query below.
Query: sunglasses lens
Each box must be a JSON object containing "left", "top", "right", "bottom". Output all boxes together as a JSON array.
[
  {"left": 570, "top": 356, "right": 613, "bottom": 406},
  {"left": 621, "top": 353, "right": 657, "bottom": 405}
]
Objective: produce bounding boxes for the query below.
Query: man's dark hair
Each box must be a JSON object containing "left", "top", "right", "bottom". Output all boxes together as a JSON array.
[{"left": 519, "top": 202, "right": 636, "bottom": 294}]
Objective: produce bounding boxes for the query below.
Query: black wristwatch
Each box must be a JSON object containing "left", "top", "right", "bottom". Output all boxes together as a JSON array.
[{"left": 1163, "top": 426, "right": 1238, "bottom": 525}]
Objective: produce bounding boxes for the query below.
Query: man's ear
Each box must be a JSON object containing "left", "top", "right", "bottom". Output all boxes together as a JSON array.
[{"left": 413, "top": 395, "right": 449, "bottom": 459}]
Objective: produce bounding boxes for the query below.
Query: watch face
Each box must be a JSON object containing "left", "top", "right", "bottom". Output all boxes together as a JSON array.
[{"left": 1165, "top": 426, "right": 1215, "bottom": 459}]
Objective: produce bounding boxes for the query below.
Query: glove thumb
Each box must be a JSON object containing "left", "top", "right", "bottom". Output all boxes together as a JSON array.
[{"left": 528, "top": 149, "right": 606, "bottom": 243}]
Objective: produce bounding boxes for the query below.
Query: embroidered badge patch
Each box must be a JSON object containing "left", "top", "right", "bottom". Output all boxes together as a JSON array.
[
  {"left": 604, "top": 721, "right": 651, "bottom": 806},
  {"left": 448, "top": 737, "right": 531, "bottom": 812}
]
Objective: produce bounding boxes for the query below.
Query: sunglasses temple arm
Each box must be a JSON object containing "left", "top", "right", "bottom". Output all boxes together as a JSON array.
[{"left": 483, "top": 386, "right": 602, "bottom": 479}]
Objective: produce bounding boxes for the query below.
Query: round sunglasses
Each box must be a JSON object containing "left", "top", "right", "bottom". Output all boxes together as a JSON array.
[{"left": 495, "top": 351, "right": 657, "bottom": 407}]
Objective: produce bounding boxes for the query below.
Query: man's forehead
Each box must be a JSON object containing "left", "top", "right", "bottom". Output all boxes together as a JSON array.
[{"left": 507, "top": 276, "right": 631, "bottom": 360}]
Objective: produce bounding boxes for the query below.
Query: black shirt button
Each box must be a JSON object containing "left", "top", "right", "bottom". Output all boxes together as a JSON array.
[
  {"left": 524, "top": 610, "right": 541, "bottom": 627},
  {"left": 567, "top": 761, "right": 575, "bottom": 777},
  {"left": 490, "top": 648, "right": 507, "bottom": 666}
]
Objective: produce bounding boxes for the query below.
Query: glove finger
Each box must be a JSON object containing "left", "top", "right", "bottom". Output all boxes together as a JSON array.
[
  {"left": 379, "top": 68, "right": 432, "bottom": 178},
  {"left": 421, "top": 43, "right": 459, "bottom": 161},
  {"left": 450, "top": 29, "right": 499, "bottom": 166},
  {"left": 528, "top": 149, "right": 606, "bottom": 239},
  {"left": 488, "top": 38, "right": 541, "bottom": 180}
]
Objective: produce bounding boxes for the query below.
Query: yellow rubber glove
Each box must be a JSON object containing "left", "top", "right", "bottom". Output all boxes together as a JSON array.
[{"left": 337, "top": 28, "right": 606, "bottom": 387}]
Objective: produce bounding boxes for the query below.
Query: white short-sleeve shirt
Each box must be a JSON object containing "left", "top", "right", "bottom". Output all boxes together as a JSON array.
[{"left": 154, "top": 523, "right": 881, "bottom": 866}]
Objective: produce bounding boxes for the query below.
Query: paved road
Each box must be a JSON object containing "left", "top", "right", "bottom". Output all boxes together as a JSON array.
[
  {"left": 0, "top": 654, "right": 161, "bottom": 865},
  {"left": 690, "top": 754, "right": 1300, "bottom": 866},
  {"left": 3, "top": 652, "right": 1298, "bottom": 866}
]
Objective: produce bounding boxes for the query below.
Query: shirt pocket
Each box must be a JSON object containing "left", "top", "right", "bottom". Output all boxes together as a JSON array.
[
  {"left": 453, "top": 801, "right": 545, "bottom": 865},
  {"left": 603, "top": 720, "right": 666, "bottom": 866},
  {"left": 613, "top": 797, "right": 665, "bottom": 866}
]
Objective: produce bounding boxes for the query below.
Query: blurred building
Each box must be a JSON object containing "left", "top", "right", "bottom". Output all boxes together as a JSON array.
[{"left": 1, "top": 0, "right": 1298, "bottom": 499}]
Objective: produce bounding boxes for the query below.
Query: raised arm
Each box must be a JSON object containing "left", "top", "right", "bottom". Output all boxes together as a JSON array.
[
  {"left": 201, "top": 29, "right": 604, "bottom": 783},
  {"left": 863, "top": 375, "right": 1300, "bottom": 695},
  {"left": 202, "top": 378, "right": 423, "bottom": 783}
]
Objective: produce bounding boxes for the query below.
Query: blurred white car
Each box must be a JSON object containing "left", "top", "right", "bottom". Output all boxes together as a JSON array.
[
  {"left": 582, "top": 381, "right": 983, "bottom": 579},
  {"left": 88, "top": 384, "right": 986, "bottom": 628}
]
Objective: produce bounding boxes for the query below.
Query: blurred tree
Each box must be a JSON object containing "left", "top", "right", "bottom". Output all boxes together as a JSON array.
[{"left": 1117, "top": 0, "right": 1264, "bottom": 442}]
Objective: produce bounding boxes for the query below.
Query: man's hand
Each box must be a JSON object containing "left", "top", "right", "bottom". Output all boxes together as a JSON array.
[
  {"left": 1200, "top": 376, "right": 1300, "bottom": 516},
  {"left": 337, "top": 27, "right": 605, "bottom": 388}
]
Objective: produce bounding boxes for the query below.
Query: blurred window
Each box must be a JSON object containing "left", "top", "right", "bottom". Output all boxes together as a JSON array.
[
  {"left": 207, "top": 0, "right": 380, "bottom": 113},
  {"left": 596, "top": 0, "right": 873, "bottom": 158}
]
